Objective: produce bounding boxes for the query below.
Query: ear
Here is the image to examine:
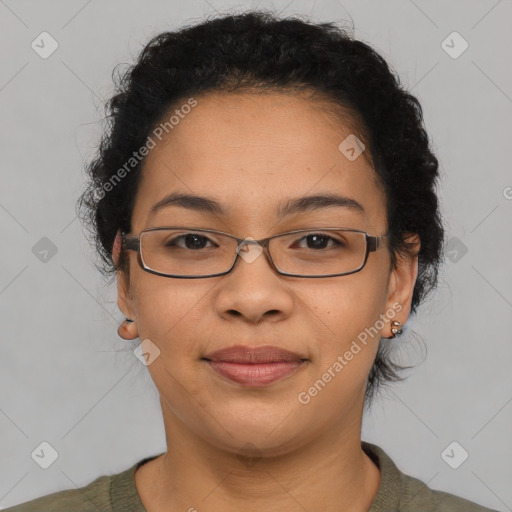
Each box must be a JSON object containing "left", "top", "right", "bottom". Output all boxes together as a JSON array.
[
  {"left": 113, "top": 230, "right": 139, "bottom": 340},
  {"left": 384, "top": 232, "right": 421, "bottom": 331}
]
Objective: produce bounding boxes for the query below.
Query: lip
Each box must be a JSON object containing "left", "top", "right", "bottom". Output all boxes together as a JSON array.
[{"left": 202, "top": 345, "right": 308, "bottom": 387}]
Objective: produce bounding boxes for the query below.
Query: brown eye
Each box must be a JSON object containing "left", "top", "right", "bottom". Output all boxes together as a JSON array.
[
  {"left": 291, "top": 233, "right": 345, "bottom": 250},
  {"left": 165, "top": 233, "right": 216, "bottom": 250}
]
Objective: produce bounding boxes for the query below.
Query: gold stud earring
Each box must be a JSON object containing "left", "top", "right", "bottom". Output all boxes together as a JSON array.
[{"left": 389, "top": 320, "right": 403, "bottom": 338}]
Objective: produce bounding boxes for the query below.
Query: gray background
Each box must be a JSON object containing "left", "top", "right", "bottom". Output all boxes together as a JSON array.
[{"left": 1, "top": 0, "right": 511, "bottom": 510}]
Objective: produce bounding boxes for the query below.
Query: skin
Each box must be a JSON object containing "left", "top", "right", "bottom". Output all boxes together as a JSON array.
[{"left": 114, "top": 91, "right": 420, "bottom": 512}]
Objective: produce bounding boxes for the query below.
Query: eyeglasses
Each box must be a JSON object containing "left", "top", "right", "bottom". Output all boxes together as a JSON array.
[{"left": 122, "top": 227, "right": 388, "bottom": 279}]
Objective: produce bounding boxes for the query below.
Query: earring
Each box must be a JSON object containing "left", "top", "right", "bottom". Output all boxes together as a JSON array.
[
  {"left": 388, "top": 320, "right": 403, "bottom": 339},
  {"left": 117, "top": 318, "right": 138, "bottom": 340}
]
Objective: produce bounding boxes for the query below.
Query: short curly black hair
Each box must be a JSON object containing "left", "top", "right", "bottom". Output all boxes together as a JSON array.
[{"left": 78, "top": 10, "right": 445, "bottom": 406}]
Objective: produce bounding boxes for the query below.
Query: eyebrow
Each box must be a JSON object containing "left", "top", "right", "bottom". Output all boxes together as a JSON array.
[{"left": 149, "top": 192, "right": 366, "bottom": 218}]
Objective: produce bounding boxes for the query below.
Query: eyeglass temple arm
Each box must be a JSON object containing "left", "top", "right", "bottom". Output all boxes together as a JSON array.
[
  {"left": 122, "top": 233, "right": 140, "bottom": 252},
  {"left": 367, "top": 234, "right": 387, "bottom": 252}
]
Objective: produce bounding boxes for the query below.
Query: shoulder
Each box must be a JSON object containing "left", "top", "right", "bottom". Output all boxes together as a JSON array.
[
  {"left": 3, "top": 454, "right": 162, "bottom": 512},
  {"left": 362, "top": 441, "right": 500, "bottom": 512},
  {"left": 2, "top": 473, "right": 112, "bottom": 512},
  {"left": 399, "top": 471, "right": 500, "bottom": 511}
]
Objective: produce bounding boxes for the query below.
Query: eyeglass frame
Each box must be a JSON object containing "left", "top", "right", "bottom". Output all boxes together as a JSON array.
[{"left": 122, "top": 226, "right": 389, "bottom": 279}]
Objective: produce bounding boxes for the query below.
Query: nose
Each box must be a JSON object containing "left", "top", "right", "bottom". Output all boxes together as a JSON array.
[{"left": 214, "top": 240, "right": 294, "bottom": 324}]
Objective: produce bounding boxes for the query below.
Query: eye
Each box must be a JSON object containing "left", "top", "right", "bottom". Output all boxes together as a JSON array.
[
  {"left": 292, "top": 233, "right": 344, "bottom": 250},
  {"left": 165, "top": 233, "right": 218, "bottom": 250}
]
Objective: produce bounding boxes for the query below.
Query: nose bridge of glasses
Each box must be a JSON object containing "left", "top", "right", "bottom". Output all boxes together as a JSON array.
[
  {"left": 236, "top": 236, "right": 263, "bottom": 254},
  {"left": 234, "top": 237, "right": 270, "bottom": 268}
]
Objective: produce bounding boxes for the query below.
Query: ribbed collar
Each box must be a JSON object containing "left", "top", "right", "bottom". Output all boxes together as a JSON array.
[
  {"left": 363, "top": 441, "right": 401, "bottom": 511},
  {"left": 110, "top": 442, "right": 401, "bottom": 511},
  {"left": 110, "top": 453, "right": 161, "bottom": 511}
]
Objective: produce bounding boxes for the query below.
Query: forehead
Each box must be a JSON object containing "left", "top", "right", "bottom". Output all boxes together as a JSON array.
[{"left": 132, "top": 91, "right": 387, "bottom": 233}]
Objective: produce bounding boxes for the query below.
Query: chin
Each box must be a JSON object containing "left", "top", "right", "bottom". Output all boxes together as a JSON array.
[{"left": 198, "top": 408, "right": 315, "bottom": 458}]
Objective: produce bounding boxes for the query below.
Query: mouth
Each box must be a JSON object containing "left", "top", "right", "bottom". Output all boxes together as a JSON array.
[{"left": 201, "top": 345, "right": 309, "bottom": 387}]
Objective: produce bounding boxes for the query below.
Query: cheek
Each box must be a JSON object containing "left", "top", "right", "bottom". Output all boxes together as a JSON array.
[
  {"left": 130, "top": 274, "right": 212, "bottom": 346},
  {"left": 306, "top": 266, "right": 389, "bottom": 333},
  {"left": 300, "top": 268, "right": 390, "bottom": 376},
  {"left": 129, "top": 278, "right": 210, "bottom": 398}
]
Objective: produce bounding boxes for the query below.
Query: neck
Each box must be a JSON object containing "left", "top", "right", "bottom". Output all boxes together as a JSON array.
[{"left": 135, "top": 402, "right": 381, "bottom": 512}]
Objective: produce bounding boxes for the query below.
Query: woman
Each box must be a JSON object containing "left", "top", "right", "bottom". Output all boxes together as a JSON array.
[{"left": 6, "top": 10, "right": 499, "bottom": 512}]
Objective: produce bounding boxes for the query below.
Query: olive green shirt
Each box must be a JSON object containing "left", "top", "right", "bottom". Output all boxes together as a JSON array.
[{"left": 4, "top": 441, "right": 499, "bottom": 511}]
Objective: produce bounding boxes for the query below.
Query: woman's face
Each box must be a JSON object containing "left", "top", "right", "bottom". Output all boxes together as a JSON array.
[{"left": 117, "top": 92, "right": 418, "bottom": 457}]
